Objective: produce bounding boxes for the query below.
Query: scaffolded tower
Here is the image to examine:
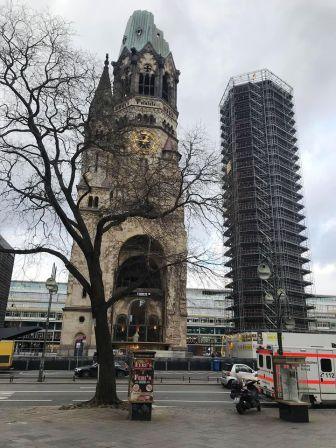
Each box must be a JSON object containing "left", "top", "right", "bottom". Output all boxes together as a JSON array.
[{"left": 220, "top": 69, "right": 312, "bottom": 332}]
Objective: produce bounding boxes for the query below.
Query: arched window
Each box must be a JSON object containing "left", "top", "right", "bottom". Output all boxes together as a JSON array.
[
  {"left": 94, "top": 196, "right": 99, "bottom": 208},
  {"left": 114, "top": 315, "right": 128, "bottom": 341},
  {"left": 162, "top": 73, "right": 169, "bottom": 101},
  {"left": 115, "top": 256, "right": 162, "bottom": 290},
  {"left": 139, "top": 73, "right": 155, "bottom": 96},
  {"left": 129, "top": 300, "right": 146, "bottom": 325},
  {"left": 95, "top": 153, "right": 99, "bottom": 172},
  {"left": 88, "top": 196, "right": 93, "bottom": 207},
  {"left": 147, "top": 315, "right": 160, "bottom": 342},
  {"left": 129, "top": 299, "right": 147, "bottom": 342}
]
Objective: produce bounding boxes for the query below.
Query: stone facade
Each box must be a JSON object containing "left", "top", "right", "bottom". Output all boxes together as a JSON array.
[{"left": 60, "top": 11, "right": 187, "bottom": 355}]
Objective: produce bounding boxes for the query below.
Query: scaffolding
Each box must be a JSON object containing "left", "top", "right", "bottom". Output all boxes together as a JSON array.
[{"left": 220, "top": 69, "right": 312, "bottom": 332}]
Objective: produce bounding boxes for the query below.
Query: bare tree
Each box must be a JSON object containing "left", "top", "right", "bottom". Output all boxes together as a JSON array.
[{"left": 0, "top": 4, "right": 222, "bottom": 406}]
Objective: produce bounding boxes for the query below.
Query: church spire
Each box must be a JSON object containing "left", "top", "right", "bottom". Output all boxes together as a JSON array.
[{"left": 89, "top": 54, "right": 113, "bottom": 119}]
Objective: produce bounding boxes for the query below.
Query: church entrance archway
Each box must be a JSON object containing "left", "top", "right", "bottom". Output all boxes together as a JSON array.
[{"left": 112, "top": 235, "right": 164, "bottom": 344}]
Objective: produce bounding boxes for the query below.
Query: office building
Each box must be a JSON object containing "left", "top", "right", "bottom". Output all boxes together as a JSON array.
[
  {"left": 307, "top": 295, "right": 336, "bottom": 332},
  {"left": 5, "top": 280, "right": 67, "bottom": 353},
  {"left": 220, "top": 69, "right": 312, "bottom": 332},
  {"left": 0, "top": 235, "right": 15, "bottom": 326},
  {"left": 186, "top": 288, "right": 233, "bottom": 355}
]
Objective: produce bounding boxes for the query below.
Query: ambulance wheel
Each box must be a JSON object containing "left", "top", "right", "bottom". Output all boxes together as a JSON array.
[{"left": 309, "top": 396, "right": 316, "bottom": 408}]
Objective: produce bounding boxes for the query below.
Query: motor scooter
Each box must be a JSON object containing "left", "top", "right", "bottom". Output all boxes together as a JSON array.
[{"left": 230, "top": 378, "right": 261, "bottom": 414}]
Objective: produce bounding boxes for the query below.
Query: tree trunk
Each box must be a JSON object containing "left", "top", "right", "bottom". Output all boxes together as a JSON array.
[{"left": 93, "top": 306, "right": 120, "bottom": 405}]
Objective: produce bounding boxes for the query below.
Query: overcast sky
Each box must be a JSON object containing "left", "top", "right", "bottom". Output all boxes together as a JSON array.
[{"left": 2, "top": 0, "right": 336, "bottom": 294}]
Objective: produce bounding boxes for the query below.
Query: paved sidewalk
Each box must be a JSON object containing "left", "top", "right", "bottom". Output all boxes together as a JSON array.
[{"left": 0, "top": 405, "right": 334, "bottom": 448}]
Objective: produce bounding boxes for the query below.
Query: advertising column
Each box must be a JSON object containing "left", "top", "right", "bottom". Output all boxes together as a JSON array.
[{"left": 128, "top": 351, "right": 156, "bottom": 421}]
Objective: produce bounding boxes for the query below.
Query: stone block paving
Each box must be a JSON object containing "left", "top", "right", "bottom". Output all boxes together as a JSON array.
[{"left": 0, "top": 405, "right": 335, "bottom": 448}]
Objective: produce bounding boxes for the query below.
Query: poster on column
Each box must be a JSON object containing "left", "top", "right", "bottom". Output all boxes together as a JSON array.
[{"left": 129, "top": 356, "right": 154, "bottom": 403}]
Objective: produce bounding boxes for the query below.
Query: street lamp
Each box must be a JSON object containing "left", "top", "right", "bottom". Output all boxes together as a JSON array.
[
  {"left": 257, "top": 261, "right": 294, "bottom": 355},
  {"left": 37, "top": 263, "right": 58, "bottom": 382}
]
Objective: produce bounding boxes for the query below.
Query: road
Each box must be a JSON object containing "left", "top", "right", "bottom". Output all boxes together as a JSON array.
[
  {"left": 0, "top": 369, "right": 222, "bottom": 384},
  {"left": 0, "top": 380, "right": 250, "bottom": 408}
]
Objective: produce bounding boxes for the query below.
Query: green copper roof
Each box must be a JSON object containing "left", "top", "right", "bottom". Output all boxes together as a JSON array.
[{"left": 120, "top": 10, "right": 170, "bottom": 57}]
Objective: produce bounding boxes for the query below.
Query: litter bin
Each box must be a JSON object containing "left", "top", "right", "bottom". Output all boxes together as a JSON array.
[{"left": 212, "top": 358, "right": 221, "bottom": 372}]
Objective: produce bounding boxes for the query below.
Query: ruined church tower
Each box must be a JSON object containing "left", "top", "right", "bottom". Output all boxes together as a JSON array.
[{"left": 60, "top": 11, "right": 187, "bottom": 355}]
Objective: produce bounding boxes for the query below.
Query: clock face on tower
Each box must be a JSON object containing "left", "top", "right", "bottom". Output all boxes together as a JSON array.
[{"left": 130, "top": 130, "right": 160, "bottom": 154}]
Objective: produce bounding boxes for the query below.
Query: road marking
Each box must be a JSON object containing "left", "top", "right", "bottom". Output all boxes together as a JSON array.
[
  {"left": 0, "top": 399, "right": 53, "bottom": 402},
  {"left": 0, "top": 389, "right": 230, "bottom": 394},
  {"left": 71, "top": 398, "right": 233, "bottom": 404},
  {"left": 0, "top": 390, "right": 97, "bottom": 393},
  {"left": 155, "top": 399, "right": 233, "bottom": 403},
  {"left": 0, "top": 392, "right": 14, "bottom": 400},
  {"left": 152, "top": 405, "right": 177, "bottom": 408}
]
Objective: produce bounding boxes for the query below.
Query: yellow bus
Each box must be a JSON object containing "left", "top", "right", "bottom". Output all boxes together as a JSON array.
[{"left": 0, "top": 341, "right": 15, "bottom": 369}]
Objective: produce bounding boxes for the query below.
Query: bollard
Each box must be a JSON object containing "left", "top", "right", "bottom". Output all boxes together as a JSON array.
[
  {"left": 10, "top": 374, "right": 14, "bottom": 383},
  {"left": 188, "top": 376, "right": 191, "bottom": 384}
]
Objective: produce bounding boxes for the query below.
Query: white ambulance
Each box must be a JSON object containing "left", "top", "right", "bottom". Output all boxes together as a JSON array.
[{"left": 257, "top": 346, "right": 336, "bottom": 405}]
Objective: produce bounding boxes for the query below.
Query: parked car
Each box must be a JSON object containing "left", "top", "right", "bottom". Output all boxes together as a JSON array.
[
  {"left": 221, "top": 363, "right": 257, "bottom": 388},
  {"left": 74, "top": 360, "right": 129, "bottom": 378}
]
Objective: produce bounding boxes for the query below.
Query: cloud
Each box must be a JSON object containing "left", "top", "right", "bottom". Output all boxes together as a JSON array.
[
  {"left": 313, "top": 263, "right": 336, "bottom": 295},
  {"left": 2, "top": 0, "right": 336, "bottom": 293}
]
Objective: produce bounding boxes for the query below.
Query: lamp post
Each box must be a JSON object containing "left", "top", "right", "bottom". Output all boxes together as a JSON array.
[
  {"left": 37, "top": 264, "right": 58, "bottom": 382},
  {"left": 257, "top": 261, "right": 295, "bottom": 355}
]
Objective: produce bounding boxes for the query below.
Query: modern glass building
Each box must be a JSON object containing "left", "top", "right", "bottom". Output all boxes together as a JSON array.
[
  {"left": 5, "top": 279, "right": 334, "bottom": 354},
  {"left": 307, "top": 295, "right": 336, "bottom": 332},
  {"left": 0, "top": 235, "right": 14, "bottom": 327},
  {"left": 220, "top": 69, "right": 312, "bottom": 332},
  {"left": 5, "top": 280, "right": 67, "bottom": 353},
  {"left": 186, "top": 288, "right": 233, "bottom": 355},
  {"left": 5, "top": 281, "right": 234, "bottom": 355}
]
